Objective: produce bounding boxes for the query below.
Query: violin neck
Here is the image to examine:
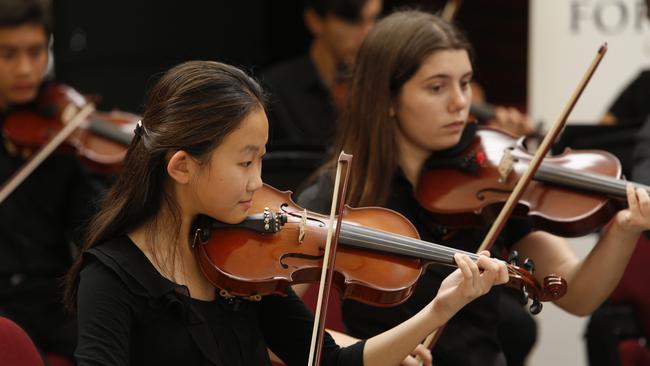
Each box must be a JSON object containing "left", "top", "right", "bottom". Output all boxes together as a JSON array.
[
  {"left": 535, "top": 162, "right": 650, "bottom": 199},
  {"left": 339, "top": 223, "right": 477, "bottom": 266},
  {"left": 88, "top": 119, "right": 134, "bottom": 146}
]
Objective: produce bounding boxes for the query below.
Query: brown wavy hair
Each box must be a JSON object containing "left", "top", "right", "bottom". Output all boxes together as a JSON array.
[{"left": 320, "top": 10, "right": 472, "bottom": 207}]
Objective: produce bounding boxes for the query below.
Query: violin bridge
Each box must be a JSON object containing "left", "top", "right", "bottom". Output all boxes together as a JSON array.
[
  {"left": 498, "top": 149, "right": 515, "bottom": 183},
  {"left": 299, "top": 209, "right": 307, "bottom": 243}
]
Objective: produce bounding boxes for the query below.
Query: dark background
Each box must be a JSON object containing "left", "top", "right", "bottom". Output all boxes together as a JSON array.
[{"left": 51, "top": 0, "right": 528, "bottom": 114}]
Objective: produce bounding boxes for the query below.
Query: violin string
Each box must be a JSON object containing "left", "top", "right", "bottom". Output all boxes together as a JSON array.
[
  {"left": 537, "top": 163, "right": 620, "bottom": 195},
  {"left": 339, "top": 223, "right": 478, "bottom": 263},
  {"left": 283, "top": 214, "right": 464, "bottom": 261},
  {"left": 539, "top": 162, "right": 650, "bottom": 196},
  {"left": 337, "top": 227, "right": 519, "bottom": 280},
  {"left": 294, "top": 222, "right": 519, "bottom": 280},
  {"left": 284, "top": 214, "right": 513, "bottom": 271}
]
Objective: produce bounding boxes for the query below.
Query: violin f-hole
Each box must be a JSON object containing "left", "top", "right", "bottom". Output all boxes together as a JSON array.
[{"left": 279, "top": 252, "right": 324, "bottom": 269}]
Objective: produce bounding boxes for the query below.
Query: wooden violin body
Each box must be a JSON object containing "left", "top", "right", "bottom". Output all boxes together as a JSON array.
[
  {"left": 194, "top": 185, "right": 423, "bottom": 306},
  {"left": 2, "top": 83, "right": 138, "bottom": 175},
  {"left": 416, "top": 127, "right": 649, "bottom": 237}
]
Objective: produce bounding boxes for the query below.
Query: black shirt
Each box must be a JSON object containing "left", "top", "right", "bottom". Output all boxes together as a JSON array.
[
  {"left": 0, "top": 109, "right": 97, "bottom": 276},
  {"left": 609, "top": 70, "right": 650, "bottom": 127},
  {"left": 262, "top": 54, "right": 336, "bottom": 149},
  {"left": 633, "top": 116, "right": 650, "bottom": 185},
  {"left": 75, "top": 235, "right": 365, "bottom": 366},
  {"left": 0, "top": 88, "right": 102, "bottom": 355},
  {"left": 297, "top": 161, "right": 531, "bottom": 366}
]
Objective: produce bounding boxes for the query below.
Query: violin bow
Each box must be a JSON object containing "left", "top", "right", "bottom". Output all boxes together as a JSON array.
[
  {"left": 440, "top": 0, "right": 462, "bottom": 22},
  {"left": 308, "top": 151, "right": 353, "bottom": 366},
  {"left": 419, "top": 43, "right": 608, "bottom": 354},
  {"left": 0, "top": 101, "right": 96, "bottom": 204}
]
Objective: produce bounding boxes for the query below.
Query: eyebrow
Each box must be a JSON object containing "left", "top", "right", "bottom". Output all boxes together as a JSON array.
[
  {"left": 0, "top": 43, "right": 46, "bottom": 51},
  {"left": 240, "top": 145, "right": 261, "bottom": 153},
  {"left": 423, "top": 71, "right": 473, "bottom": 82}
]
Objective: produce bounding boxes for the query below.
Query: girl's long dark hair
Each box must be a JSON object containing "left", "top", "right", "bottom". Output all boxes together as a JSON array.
[
  {"left": 64, "top": 61, "right": 266, "bottom": 311},
  {"left": 322, "top": 10, "right": 472, "bottom": 207}
]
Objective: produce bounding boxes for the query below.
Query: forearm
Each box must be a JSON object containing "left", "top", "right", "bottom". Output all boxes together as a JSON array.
[
  {"left": 362, "top": 300, "right": 445, "bottom": 366},
  {"left": 555, "top": 222, "right": 640, "bottom": 315}
]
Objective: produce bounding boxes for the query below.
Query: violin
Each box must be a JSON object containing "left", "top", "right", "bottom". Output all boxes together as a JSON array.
[
  {"left": 2, "top": 83, "right": 138, "bottom": 175},
  {"left": 191, "top": 184, "right": 567, "bottom": 314},
  {"left": 416, "top": 126, "right": 650, "bottom": 237}
]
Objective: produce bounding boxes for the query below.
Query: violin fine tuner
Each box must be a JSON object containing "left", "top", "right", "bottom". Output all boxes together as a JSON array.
[{"left": 191, "top": 210, "right": 288, "bottom": 249}]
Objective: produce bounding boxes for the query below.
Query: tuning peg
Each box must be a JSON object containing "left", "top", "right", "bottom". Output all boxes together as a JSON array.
[
  {"left": 529, "top": 298, "right": 543, "bottom": 314},
  {"left": 523, "top": 258, "right": 535, "bottom": 275},
  {"left": 520, "top": 285, "right": 529, "bottom": 305},
  {"left": 508, "top": 250, "right": 519, "bottom": 265}
]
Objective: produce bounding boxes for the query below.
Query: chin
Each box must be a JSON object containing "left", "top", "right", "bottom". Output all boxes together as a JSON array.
[
  {"left": 221, "top": 210, "right": 250, "bottom": 225},
  {"left": 431, "top": 136, "right": 463, "bottom": 151},
  {"left": 11, "top": 90, "right": 38, "bottom": 104}
]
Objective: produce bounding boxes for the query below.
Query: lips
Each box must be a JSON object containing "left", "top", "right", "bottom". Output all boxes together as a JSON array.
[
  {"left": 12, "top": 83, "right": 37, "bottom": 92},
  {"left": 444, "top": 121, "right": 465, "bottom": 130},
  {"left": 239, "top": 199, "right": 253, "bottom": 209}
]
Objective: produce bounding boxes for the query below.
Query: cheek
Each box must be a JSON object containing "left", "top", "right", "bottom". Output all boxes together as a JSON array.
[
  {"left": 0, "top": 63, "right": 12, "bottom": 83},
  {"left": 399, "top": 97, "right": 443, "bottom": 134},
  {"left": 35, "top": 55, "right": 48, "bottom": 72}
]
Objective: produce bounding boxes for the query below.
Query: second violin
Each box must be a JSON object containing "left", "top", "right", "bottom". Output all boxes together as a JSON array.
[
  {"left": 2, "top": 83, "right": 138, "bottom": 175},
  {"left": 416, "top": 127, "right": 650, "bottom": 237}
]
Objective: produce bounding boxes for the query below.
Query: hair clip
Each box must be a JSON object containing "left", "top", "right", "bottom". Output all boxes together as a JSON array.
[{"left": 134, "top": 120, "right": 144, "bottom": 137}]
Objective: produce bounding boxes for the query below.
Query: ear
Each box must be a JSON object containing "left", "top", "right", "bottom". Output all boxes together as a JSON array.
[
  {"left": 166, "top": 150, "right": 197, "bottom": 185},
  {"left": 304, "top": 8, "right": 324, "bottom": 36}
]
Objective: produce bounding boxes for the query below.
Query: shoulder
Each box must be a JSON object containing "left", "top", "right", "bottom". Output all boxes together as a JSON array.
[
  {"left": 82, "top": 236, "right": 178, "bottom": 299},
  {"left": 621, "top": 69, "right": 650, "bottom": 91},
  {"left": 261, "top": 54, "right": 317, "bottom": 91},
  {"left": 636, "top": 69, "right": 650, "bottom": 82}
]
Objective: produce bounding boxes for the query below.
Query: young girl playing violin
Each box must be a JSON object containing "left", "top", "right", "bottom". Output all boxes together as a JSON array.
[
  {"left": 62, "top": 60, "right": 507, "bottom": 366},
  {"left": 297, "top": 10, "right": 650, "bottom": 366}
]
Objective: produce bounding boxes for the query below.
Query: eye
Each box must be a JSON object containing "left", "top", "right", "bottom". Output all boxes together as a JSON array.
[
  {"left": 430, "top": 84, "right": 444, "bottom": 93},
  {"left": 28, "top": 47, "right": 45, "bottom": 58},
  {"left": 460, "top": 79, "right": 472, "bottom": 90},
  {"left": 0, "top": 50, "right": 15, "bottom": 60},
  {"left": 240, "top": 161, "right": 253, "bottom": 168}
]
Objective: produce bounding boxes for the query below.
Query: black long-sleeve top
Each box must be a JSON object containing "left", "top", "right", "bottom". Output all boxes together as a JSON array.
[
  {"left": 296, "top": 125, "right": 532, "bottom": 366},
  {"left": 75, "top": 235, "right": 365, "bottom": 366},
  {"left": 0, "top": 109, "right": 97, "bottom": 276}
]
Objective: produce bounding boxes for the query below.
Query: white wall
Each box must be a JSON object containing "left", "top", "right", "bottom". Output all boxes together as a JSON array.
[
  {"left": 529, "top": 0, "right": 650, "bottom": 127},
  {"left": 525, "top": 2, "right": 648, "bottom": 364},
  {"left": 527, "top": 235, "right": 597, "bottom": 366}
]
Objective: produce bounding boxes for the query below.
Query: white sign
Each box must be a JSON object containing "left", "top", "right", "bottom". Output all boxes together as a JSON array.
[{"left": 529, "top": 0, "right": 650, "bottom": 126}]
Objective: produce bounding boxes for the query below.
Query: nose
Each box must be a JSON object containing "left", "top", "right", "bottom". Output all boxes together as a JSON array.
[
  {"left": 448, "top": 84, "right": 470, "bottom": 114},
  {"left": 15, "top": 53, "right": 34, "bottom": 76},
  {"left": 248, "top": 167, "right": 263, "bottom": 193}
]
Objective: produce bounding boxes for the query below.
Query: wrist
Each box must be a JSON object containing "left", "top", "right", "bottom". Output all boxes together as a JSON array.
[
  {"left": 611, "top": 213, "right": 643, "bottom": 240},
  {"left": 429, "top": 297, "right": 459, "bottom": 325}
]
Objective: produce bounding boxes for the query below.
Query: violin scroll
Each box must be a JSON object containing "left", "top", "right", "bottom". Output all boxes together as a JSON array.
[{"left": 505, "top": 258, "right": 567, "bottom": 314}]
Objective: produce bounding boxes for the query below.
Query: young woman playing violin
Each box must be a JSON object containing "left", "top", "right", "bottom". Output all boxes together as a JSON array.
[
  {"left": 297, "top": 10, "right": 650, "bottom": 366},
  {"left": 62, "top": 60, "right": 507, "bottom": 366},
  {"left": 0, "top": 0, "right": 102, "bottom": 361}
]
